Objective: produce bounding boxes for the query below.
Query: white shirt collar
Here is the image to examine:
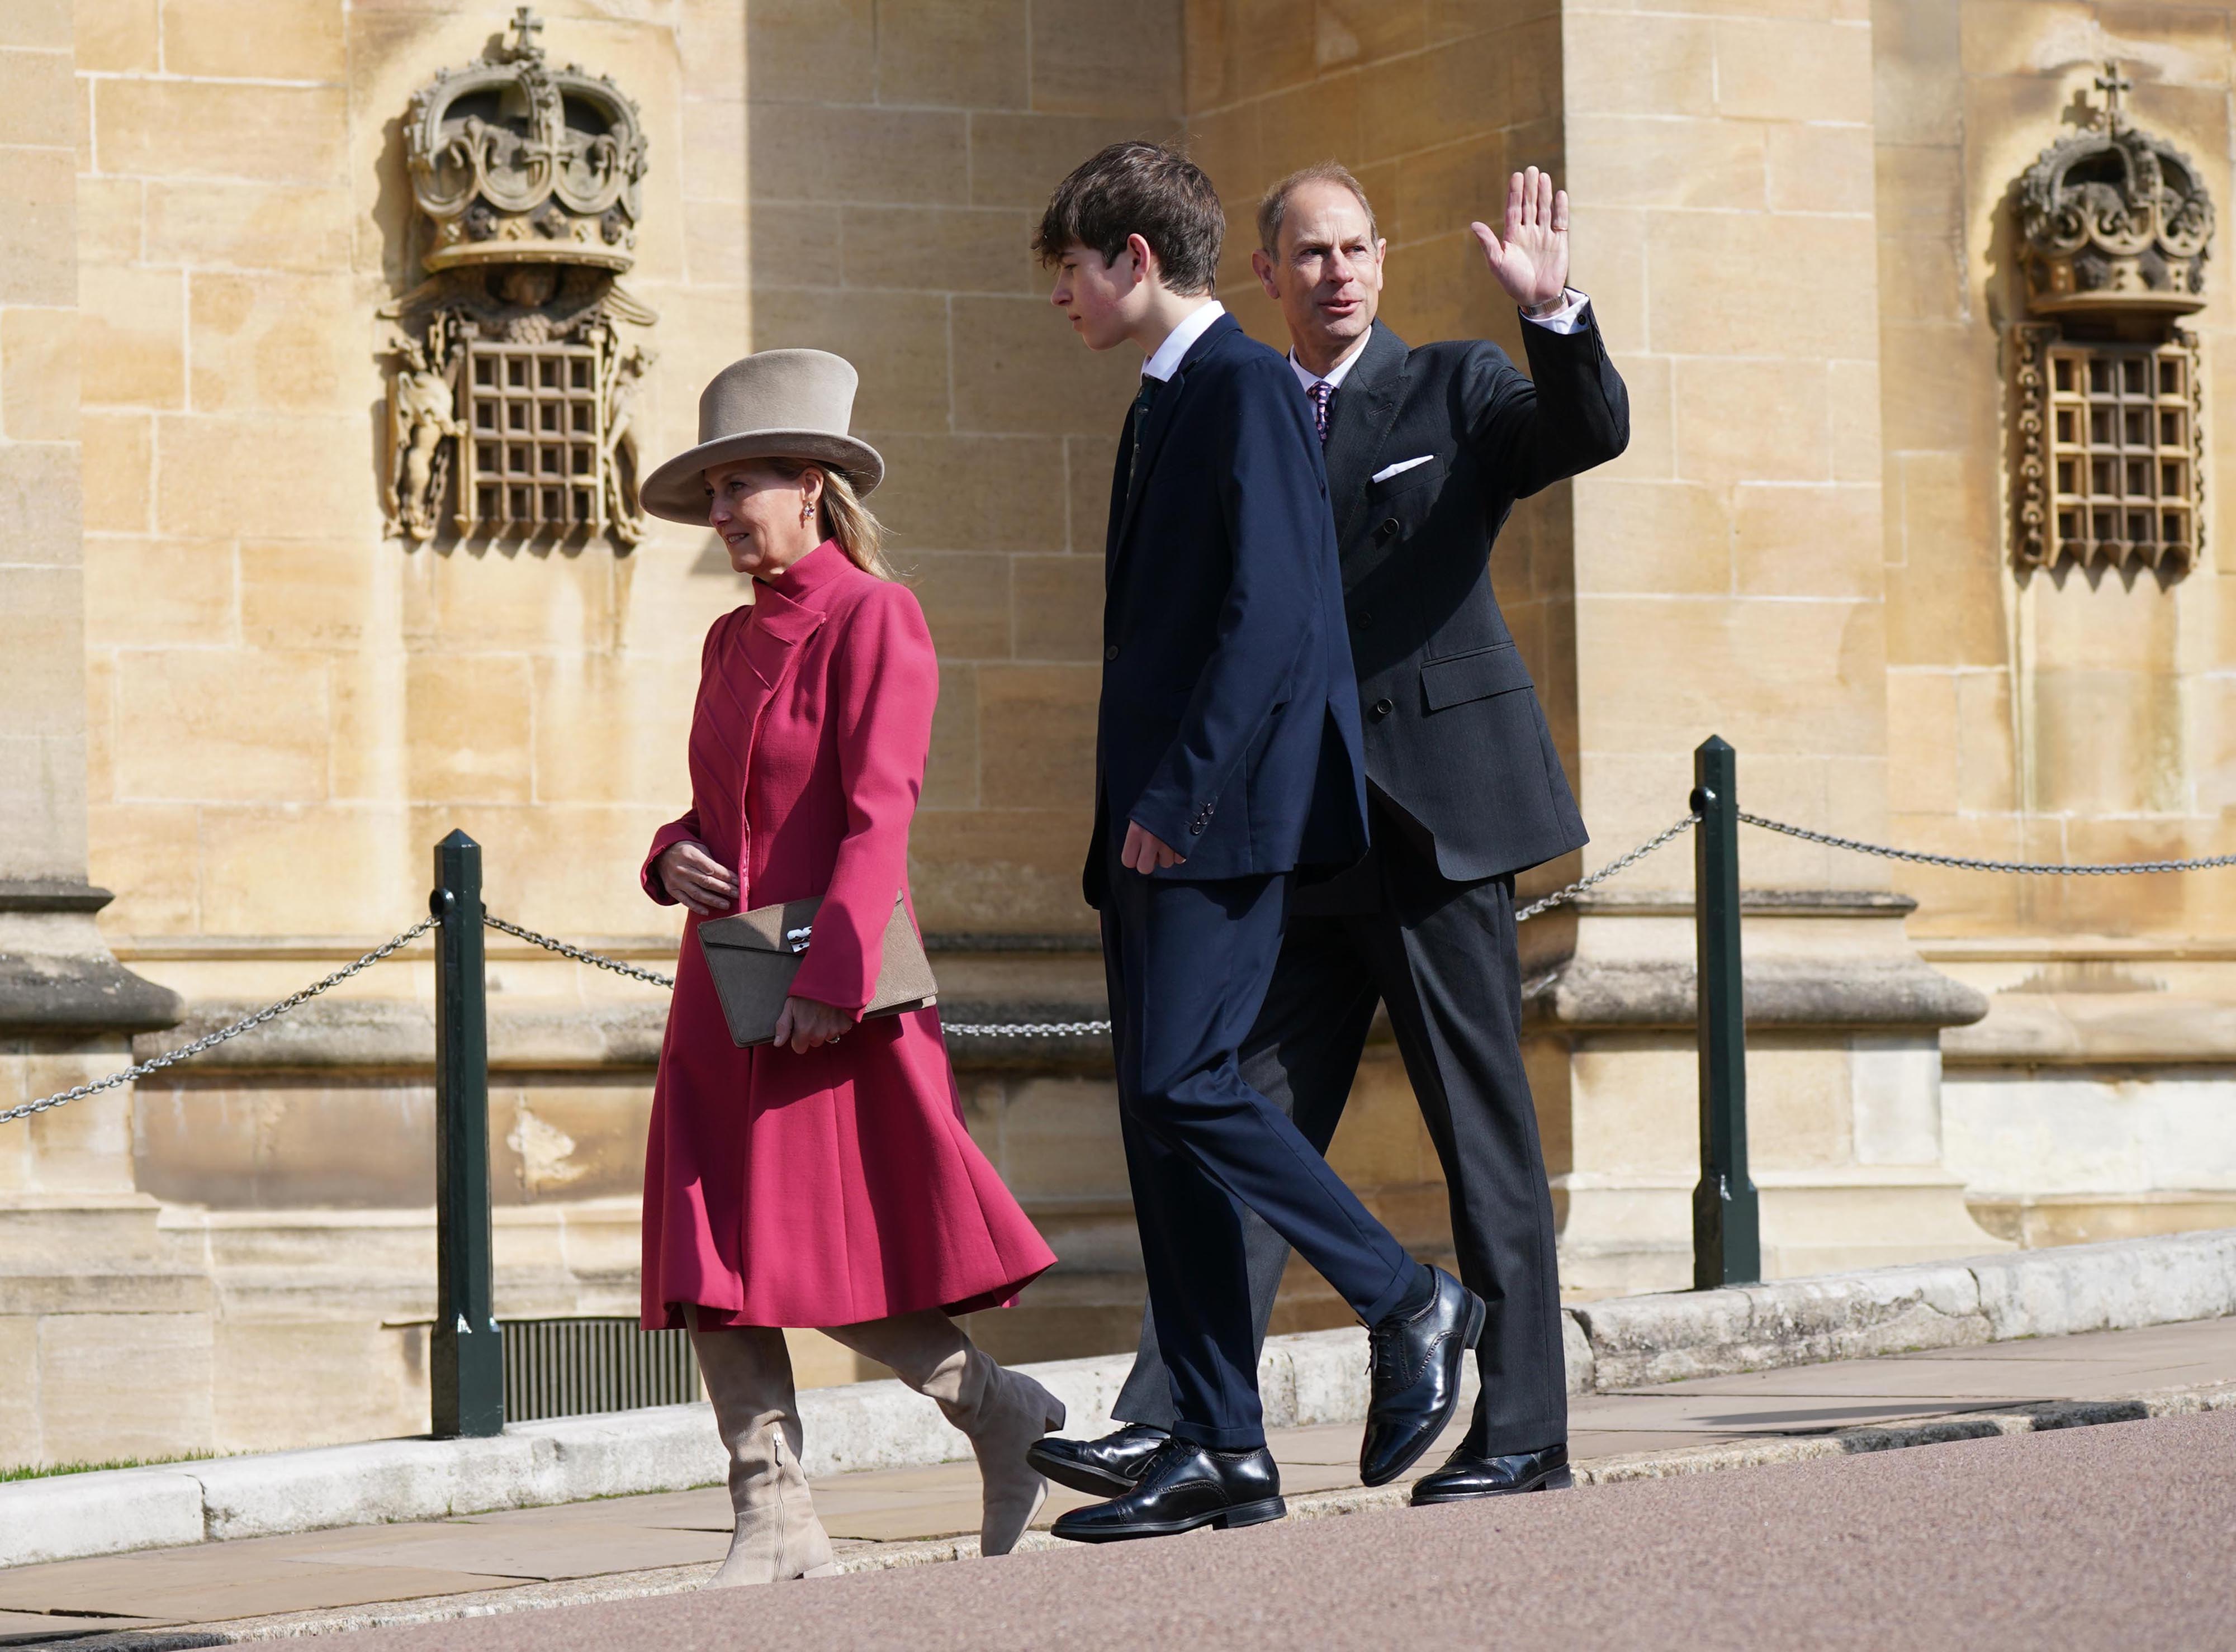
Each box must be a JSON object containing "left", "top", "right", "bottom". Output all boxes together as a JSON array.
[
  {"left": 1290, "top": 327, "right": 1374, "bottom": 393},
  {"left": 1141, "top": 300, "right": 1226, "bottom": 382}
]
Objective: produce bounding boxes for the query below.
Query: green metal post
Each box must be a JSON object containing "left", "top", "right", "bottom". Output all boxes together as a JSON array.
[
  {"left": 431, "top": 829, "right": 504, "bottom": 1437},
  {"left": 1690, "top": 737, "right": 1760, "bottom": 1288}
]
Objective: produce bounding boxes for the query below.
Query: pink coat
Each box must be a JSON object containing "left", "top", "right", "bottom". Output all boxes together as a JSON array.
[{"left": 638, "top": 542, "right": 1055, "bottom": 1330}]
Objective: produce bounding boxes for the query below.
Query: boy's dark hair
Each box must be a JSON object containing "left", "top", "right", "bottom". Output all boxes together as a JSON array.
[{"left": 1033, "top": 141, "right": 1224, "bottom": 296}]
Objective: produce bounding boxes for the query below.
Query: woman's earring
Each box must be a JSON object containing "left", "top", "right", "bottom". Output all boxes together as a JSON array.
[{"left": 800, "top": 500, "right": 814, "bottom": 525}]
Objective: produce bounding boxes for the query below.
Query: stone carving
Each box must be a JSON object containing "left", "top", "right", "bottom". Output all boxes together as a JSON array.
[
  {"left": 381, "top": 9, "right": 655, "bottom": 547},
  {"left": 2010, "top": 65, "right": 2210, "bottom": 576},
  {"left": 2018, "top": 65, "right": 2213, "bottom": 320}
]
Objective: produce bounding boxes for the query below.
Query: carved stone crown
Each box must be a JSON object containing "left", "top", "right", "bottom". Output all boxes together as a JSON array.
[
  {"left": 404, "top": 7, "right": 648, "bottom": 274},
  {"left": 2018, "top": 64, "right": 2213, "bottom": 321}
]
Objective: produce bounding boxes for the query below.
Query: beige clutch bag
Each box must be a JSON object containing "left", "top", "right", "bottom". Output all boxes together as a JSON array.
[{"left": 695, "top": 894, "right": 937, "bottom": 1048}]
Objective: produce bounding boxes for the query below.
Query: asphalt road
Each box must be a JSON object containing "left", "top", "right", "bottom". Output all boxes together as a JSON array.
[{"left": 363, "top": 1409, "right": 2236, "bottom": 1651}]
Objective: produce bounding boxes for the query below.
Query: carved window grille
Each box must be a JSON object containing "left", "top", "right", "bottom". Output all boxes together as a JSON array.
[
  {"left": 462, "top": 340, "right": 607, "bottom": 536},
  {"left": 2039, "top": 340, "right": 2200, "bottom": 573}
]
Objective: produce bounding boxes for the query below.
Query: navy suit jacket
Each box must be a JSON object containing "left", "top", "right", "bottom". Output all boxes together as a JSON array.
[{"left": 1083, "top": 312, "right": 1370, "bottom": 911}]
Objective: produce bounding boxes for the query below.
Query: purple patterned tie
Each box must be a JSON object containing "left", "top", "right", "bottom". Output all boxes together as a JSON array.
[{"left": 1309, "top": 379, "right": 1334, "bottom": 445}]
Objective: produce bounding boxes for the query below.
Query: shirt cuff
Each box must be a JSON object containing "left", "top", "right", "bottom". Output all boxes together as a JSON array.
[{"left": 1520, "top": 288, "right": 1589, "bottom": 335}]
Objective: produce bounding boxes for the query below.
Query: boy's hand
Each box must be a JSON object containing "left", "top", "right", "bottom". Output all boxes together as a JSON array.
[{"left": 1122, "top": 821, "right": 1186, "bottom": 874}]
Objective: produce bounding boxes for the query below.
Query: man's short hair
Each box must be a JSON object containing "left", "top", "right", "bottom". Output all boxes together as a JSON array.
[
  {"left": 1033, "top": 141, "right": 1224, "bottom": 296},
  {"left": 1257, "top": 162, "right": 1379, "bottom": 257}
]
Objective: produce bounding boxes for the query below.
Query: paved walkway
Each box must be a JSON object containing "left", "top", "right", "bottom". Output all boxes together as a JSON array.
[{"left": 4, "top": 1314, "right": 2233, "bottom": 1645}]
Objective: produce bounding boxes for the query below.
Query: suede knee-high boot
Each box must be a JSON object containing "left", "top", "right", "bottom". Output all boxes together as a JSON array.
[
  {"left": 687, "top": 1312, "right": 839, "bottom": 1587},
  {"left": 823, "top": 1310, "right": 1068, "bottom": 1557}
]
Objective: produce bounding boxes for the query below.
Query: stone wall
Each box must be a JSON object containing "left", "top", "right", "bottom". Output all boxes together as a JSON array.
[{"left": 1872, "top": 1, "right": 2236, "bottom": 1243}]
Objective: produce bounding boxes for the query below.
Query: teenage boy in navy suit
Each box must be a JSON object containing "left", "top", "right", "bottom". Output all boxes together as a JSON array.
[{"left": 1026, "top": 141, "right": 1483, "bottom": 1544}]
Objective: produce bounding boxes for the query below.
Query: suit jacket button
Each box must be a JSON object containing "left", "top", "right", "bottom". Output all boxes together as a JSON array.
[
  {"left": 1371, "top": 698, "right": 1394, "bottom": 720},
  {"left": 1375, "top": 517, "right": 1399, "bottom": 544},
  {"left": 1104, "top": 643, "right": 1120, "bottom": 661},
  {"left": 1354, "top": 610, "right": 1376, "bottom": 630}
]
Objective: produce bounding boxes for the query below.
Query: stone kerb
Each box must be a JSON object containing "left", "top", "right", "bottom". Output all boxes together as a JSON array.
[{"left": 4, "top": 1231, "right": 2230, "bottom": 1569}]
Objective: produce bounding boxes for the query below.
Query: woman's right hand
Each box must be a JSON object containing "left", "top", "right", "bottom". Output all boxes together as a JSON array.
[{"left": 658, "top": 841, "right": 738, "bottom": 916}]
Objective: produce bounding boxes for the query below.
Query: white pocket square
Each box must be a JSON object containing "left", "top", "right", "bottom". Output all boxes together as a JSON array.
[{"left": 1371, "top": 455, "right": 1435, "bottom": 484}]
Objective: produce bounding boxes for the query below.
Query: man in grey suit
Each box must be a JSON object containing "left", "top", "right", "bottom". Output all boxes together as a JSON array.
[{"left": 1029, "top": 163, "right": 1628, "bottom": 1505}]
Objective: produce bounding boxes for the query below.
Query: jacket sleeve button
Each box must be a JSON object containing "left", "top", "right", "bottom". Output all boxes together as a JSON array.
[{"left": 1104, "top": 643, "right": 1120, "bottom": 661}]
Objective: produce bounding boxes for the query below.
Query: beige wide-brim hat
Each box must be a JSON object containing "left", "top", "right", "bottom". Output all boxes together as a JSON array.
[{"left": 640, "top": 349, "right": 885, "bottom": 524}]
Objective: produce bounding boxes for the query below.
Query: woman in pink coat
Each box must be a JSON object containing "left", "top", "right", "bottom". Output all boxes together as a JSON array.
[{"left": 637, "top": 350, "right": 1063, "bottom": 1587}]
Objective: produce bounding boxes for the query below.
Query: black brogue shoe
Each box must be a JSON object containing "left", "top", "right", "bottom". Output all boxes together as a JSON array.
[
  {"left": 1358, "top": 1266, "right": 1485, "bottom": 1487},
  {"left": 1411, "top": 1440, "right": 1572, "bottom": 1505},
  {"left": 1026, "top": 1423, "right": 1172, "bottom": 1498},
  {"left": 1049, "top": 1438, "right": 1286, "bottom": 1544}
]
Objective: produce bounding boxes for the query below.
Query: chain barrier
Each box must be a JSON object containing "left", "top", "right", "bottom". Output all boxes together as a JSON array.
[
  {"left": 1739, "top": 813, "right": 2236, "bottom": 876},
  {"left": 25, "top": 808, "right": 2232, "bottom": 1121},
  {"left": 0, "top": 917, "right": 439, "bottom": 1127},
  {"left": 1514, "top": 812, "right": 1700, "bottom": 922}
]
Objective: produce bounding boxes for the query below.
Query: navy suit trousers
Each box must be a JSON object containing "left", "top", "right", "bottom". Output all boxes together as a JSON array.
[{"left": 1100, "top": 853, "right": 1419, "bottom": 1451}]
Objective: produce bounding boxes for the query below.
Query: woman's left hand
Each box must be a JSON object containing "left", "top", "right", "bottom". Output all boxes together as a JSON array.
[{"left": 773, "top": 995, "right": 855, "bottom": 1053}]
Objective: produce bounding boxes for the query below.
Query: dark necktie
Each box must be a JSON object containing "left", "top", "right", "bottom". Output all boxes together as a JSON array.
[
  {"left": 1308, "top": 379, "right": 1334, "bottom": 444},
  {"left": 1127, "top": 374, "right": 1160, "bottom": 497}
]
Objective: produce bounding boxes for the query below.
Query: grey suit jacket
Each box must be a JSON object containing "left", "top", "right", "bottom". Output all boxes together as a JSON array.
[{"left": 1316, "top": 311, "right": 1628, "bottom": 884}]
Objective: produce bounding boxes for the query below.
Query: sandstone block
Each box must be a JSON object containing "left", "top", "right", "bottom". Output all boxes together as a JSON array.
[
  {"left": 1028, "top": 0, "right": 1180, "bottom": 116},
  {"left": 0, "top": 146, "right": 73, "bottom": 309},
  {"left": 154, "top": 412, "right": 366, "bottom": 537},
  {"left": 85, "top": 801, "right": 200, "bottom": 933},
  {"left": 143, "top": 181, "right": 353, "bottom": 274},
  {"left": 965, "top": 111, "right": 1182, "bottom": 212},
  {"left": 112, "top": 647, "right": 328, "bottom": 804},
  {"left": 82, "top": 538, "right": 235, "bottom": 648},
  {"left": 0, "top": 0, "right": 68, "bottom": 49},
  {"left": 751, "top": 287, "right": 950, "bottom": 433},
  {"left": 39, "top": 1311, "right": 215, "bottom": 1463},
  {"left": 406, "top": 652, "right": 533, "bottom": 806},
  {"left": 976, "top": 664, "right": 1098, "bottom": 808},
  {"left": 73, "top": 0, "right": 156, "bottom": 70},
  {"left": 1565, "top": 10, "right": 1714, "bottom": 118},
  {"left": 1011, "top": 553, "right": 1102, "bottom": 661},
  {"left": 1712, "top": 15, "right": 1871, "bottom": 124},
  {"left": 925, "top": 662, "right": 977, "bottom": 809},
  {"left": 950, "top": 293, "right": 1138, "bottom": 435},
  {"left": 78, "top": 263, "right": 182, "bottom": 411},
  {"left": 0, "top": 45, "right": 72, "bottom": 150},
  {"left": 1672, "top": 357, "right": 1830, "bottom": 483},
  {"left": 1732, "top": 483, "right": 1883, "bottom": 597},
  {"left": 1648, "top": 211, "right": 1877, "bottom": 362},
  {"left": 869, "top": 433, "right": 1067, "bottom": 552},
  {"left": 188, "top": 271, "right": 362, "bottom": 415},
  {"left": 162, "top": 0, "right": 343, "bottom": 79},
  {"left": 77, "top": 412, "right": 146, "bottom": 534},
  {"left": 747, "top": 104, "right": 967, "bottom": 207},
  {"left": 876, "top": 0, "right": 1029, "bottom": 109},
  {"left": 1766, "top": 121, "right": 1873, "bottom": 215},
  {"left": 909, "top": 550, "right": 1013, "bottom": 660},
  {"left": 93, "top": 81, "right": 347, "bottom": 184},
  {"left": 73, "top": 175, "right": 141, "bottom": 267},
  {"left": 1574, "top": 479, "right": 1731, "bottom": 595},
  {"left": 743, "top": 0, "right": 875, "bottom": 103},
  {"left": 842, "top": 205, "right": 1038, "bottom": 295},
  {"left": 740, "top": 200, "right": 835, "bottom": 288},
  {"left": 0, "top": 304, "right": 75, "bottom": 442},
  {"left": 1569, "top": 115, "right": 1764, "bottom": 212}
]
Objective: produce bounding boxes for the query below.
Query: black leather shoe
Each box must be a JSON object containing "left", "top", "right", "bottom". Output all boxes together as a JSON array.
[
  {"left": 1050, "top": 1437, "right": 1286, "bottom": 1544},
  {"left": 1359, "top": 1265, "right": 1485, "bottom": 1487},
  {"left": 1026, "top": 1423, "right": 1172, "bottom": 1498},
  {"left": 1411, "top": 1440, "right": 1572, "bottom": 1505}
]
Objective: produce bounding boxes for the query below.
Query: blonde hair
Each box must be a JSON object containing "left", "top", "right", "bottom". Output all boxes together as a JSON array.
[{"left": 763, "top": 458, "right": 898, "bottom": 580}]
